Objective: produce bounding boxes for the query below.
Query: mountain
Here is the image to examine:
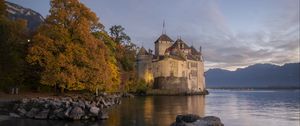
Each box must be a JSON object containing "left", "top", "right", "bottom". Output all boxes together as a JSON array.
[
  {"left": 5, "top": 1, "right": 44, "bottom": 31},
  {"left": 205, "top": 63, "right": 300, "bottom": 89}
]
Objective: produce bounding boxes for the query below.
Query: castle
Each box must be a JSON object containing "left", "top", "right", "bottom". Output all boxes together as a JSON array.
[{"left": 137, "top": 32, "right": 206, "bottom": 93}]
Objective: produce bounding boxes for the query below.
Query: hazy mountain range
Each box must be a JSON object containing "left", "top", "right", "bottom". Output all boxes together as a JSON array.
[
  {"left": 205, "top": 63, "right": 300, "bottom": 89},
  {"left": 5, "top": 1, "right": 44, "bottom": 31}
]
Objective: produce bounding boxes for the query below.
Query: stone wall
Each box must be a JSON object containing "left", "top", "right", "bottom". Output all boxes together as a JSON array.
[{"left": 153, "top": 76, "right": 188, "bottom": 92}]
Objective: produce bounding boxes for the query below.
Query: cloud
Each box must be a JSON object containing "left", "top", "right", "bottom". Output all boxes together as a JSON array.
[
  {"left": 82, "top": 0, "right": 299, "bottom": 70},
  {"left": 186, "top": 0, "right": 300, "bottom": 70}
]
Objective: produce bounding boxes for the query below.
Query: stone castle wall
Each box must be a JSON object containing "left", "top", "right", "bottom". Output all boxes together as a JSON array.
[{"left": 153, "top": 76, "right": 188, "bottom": 92}]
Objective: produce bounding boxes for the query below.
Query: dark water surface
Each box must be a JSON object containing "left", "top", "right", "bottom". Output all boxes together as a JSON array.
[{"left": 0, "top": 89, "right": 299, "bottom": 126}]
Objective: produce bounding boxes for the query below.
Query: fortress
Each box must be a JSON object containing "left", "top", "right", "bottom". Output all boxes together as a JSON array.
[{"left": 136, "top": 32, "right": 206, "bottom": 94}]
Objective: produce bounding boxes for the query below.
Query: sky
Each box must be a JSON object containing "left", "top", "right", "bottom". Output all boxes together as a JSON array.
[{"left": 7, "top": 0, "right": 300, "bottom": 70}]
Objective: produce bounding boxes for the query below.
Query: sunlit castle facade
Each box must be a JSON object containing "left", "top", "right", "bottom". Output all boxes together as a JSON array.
[{"left": 137, "top": 32, "right": 206, "bottom": 93}]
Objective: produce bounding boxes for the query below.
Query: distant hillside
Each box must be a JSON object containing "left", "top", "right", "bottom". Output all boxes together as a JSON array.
[
  {"left": 205, "top": 63, "right": 300, "bottom": 89},
  {"left": 5, "top": 1, "right": 44, "bottom": 31}
]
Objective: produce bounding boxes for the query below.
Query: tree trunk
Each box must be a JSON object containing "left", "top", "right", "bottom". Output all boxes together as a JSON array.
[
  {"left": 60, "top": 87, "right": 64, "bottom": 94},
  {"left": 96, "top": 87, "right": 99, "bottom": 96}
]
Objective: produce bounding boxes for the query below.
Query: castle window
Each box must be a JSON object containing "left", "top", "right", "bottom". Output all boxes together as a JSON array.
[
  {"left": 191, "top": 70, "right": 197, "bottom": 77},
  {"left": 191, "top": 62, "right": 197, "bottom": 68}
]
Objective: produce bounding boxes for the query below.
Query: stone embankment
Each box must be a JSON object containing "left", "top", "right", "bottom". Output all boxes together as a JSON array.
[
  {"left": 1, "top": 94, "right": 125, "bottom": 120},
  {"left": 171, "top": 114, "right": 224, "bottom": 126}
]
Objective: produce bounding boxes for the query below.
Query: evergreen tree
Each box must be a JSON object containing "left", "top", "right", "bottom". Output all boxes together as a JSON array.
[{"left": 27, "top": 0, "right": 120, "bottom": 93}]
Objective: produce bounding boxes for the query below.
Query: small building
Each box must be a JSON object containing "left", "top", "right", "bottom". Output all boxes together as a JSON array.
[{"left": 137, "top": 33, "right": 206, "bottom": 93}]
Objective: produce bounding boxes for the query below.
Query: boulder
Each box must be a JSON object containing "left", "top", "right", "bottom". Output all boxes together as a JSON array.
[
  {"left": 122, "top": 93, "right": 135, "bottom": 98},
  {"left": 69, "top": 106, "right": 85, "bottom": 120},
  {"left": 89, "top": 107, "right": 100, "bottom": 116},
  {"left": 34, "top": 109, "right": 49, "bottom": 119},
  {"left": 25, "top": 108, "right": 39, "bottom": 118},
  {"left": 56, "top": 109, "right": 66, "bottom": 119},
  {"left": 77, "top": 100, "right": 86, "bottom": 109},
  {"left": 176, "top": 114, "right": 201, "bottom": 123},
  {"left": 171, "top": 115, "right": 223, "bottom": 126},
  {"left": 17, "top": 108, "right": 27, "bottom": 116},
  {"left": 21, "top": 98, "right": 29, "bottom": 104},
  {"left": 5, "top": 94, "right": 122, "bottom": 120},
  {"left": 193, "top": 116, "right": 223, "bottom": 126},
  {"left": 9, "top": 113, "right": 20, "bottom": 118},
  {"left": 64, "top": 107, "right": 72, "bottom": 117}
]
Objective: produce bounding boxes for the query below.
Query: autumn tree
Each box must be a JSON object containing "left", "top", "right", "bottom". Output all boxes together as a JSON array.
[
  {"left": 27, "top": 0, "right": 120, "bottom": 94},
  {"left": 0, "top": 0, "right": 28, "bottom": 90},
  {"left": 108, "top": 25, "right": 139, "bottom": 92}
]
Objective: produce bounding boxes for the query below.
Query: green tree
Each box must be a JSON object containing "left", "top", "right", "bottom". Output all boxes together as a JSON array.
[
  {"left": 0, "top": 0, "right": 28, "bottom": 90},
  {"left": 109, "top": 25, "right": 131, "bottom": 45},
  {"left": 27, "top": 0, "right": 120, "bottom": 94},
  {"left": 108, "top": 25, "right": 140, "bottom": 92}
]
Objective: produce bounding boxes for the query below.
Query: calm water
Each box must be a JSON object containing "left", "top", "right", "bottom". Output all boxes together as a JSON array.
[{"left": 0, "top": 89, "right": 299, "bottom": 126}]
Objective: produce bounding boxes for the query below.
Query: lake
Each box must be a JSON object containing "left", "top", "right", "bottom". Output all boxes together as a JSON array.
[{"left": 0, "top": 89, "right": 299, "bottom": 126}]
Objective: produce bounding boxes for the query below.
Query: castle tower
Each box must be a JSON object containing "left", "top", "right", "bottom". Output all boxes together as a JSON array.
[
  {"left": 154, "top": 34, "right": 173, "bottom": 56},
  {"left": 137, "top": 47, "right": 153, "bottom": 83}
]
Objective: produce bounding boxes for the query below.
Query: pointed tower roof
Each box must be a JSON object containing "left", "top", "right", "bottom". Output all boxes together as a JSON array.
[
  {"left": 172, "top": 38, "right": 190, "bottom": 49},
  {"left": 137, "top": 47, "right": 149, "bottom": 55},
  {"left": 154, "top": 34, "right": 174, "bottom": 43}
]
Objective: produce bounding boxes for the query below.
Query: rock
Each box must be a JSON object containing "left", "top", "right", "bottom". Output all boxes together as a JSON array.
[
  {"left": 21, "top": 98, "right": 29, "bottom": 104},
  {"left": 193, "top": 116, "right": 223, "bottom": 126},
  {"left": 64, "top": 101, "right": 70, "bottom": 108},
  {"left": 6, "top": 94, "right": 122, "bottom": 120},
  {"left": 98, "top": 111, "right": 108, "bottom": 120},
  {"left": 89, "top": 107, "right": 100, "bottom": 116},
  {"left": 176, "top": 114, "right": 201, "bottom": 123},
  {"left": 101, "top": 99, "right": 108, "bottom": 107},
  {"left": 64, "top": 107, "right": 72, "bottom": 118},
  {"left": 44, "top": 103, "right": 50, "bottom": 109},
  {"left": 84, "top": 101, "right": 91, "bottom": 109},
  {"left": 34, "top": 109, "right": 49, "bottom": 119},
  {"left": 71, "top": 101, "right": 85, "bottom": 109},
  {"left": 9, "top": 113, "right": 20, "bottom": 118},
  {"left": 171, "top": 115, "right": 223, "bottom": 126},
  {"left": 122, "top": 93, "right": 135, "bottom": 98},
  {"left": 17, "top": 108, "right": 27, "bottom": 116},
  {"left": 82, "top": 115, "right": 89, "bottom": 120},
  {"left": 69, "top": 106, "right": 85, "bottom": 120},
  {"left": 25, "top": 108, "right": 39, "bottom": 118},
  {"left": 56, "top": 109, "right": 66, "bottom": 119},
  {"left": 102, "top": 92, "right": 107, "bottom": 96}
]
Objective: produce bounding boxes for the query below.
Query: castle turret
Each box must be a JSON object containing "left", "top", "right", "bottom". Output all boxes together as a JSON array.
[
  {"left": 154, "top": 34, "right": 173, "bottom": 56},
  {"left": 137, "top": 47, "right": 153, "bottom": 83}
]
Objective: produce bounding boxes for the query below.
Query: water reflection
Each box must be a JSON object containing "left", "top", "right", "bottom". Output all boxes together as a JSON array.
[
  {"left": 106, "top": 96, "right": 205, "bottom": 126},
  {"left": 0, "top": 96, "right": 206, "bottom": 126},
  {"left": 1, "top": 90, "right": 299, "bottom": 126}
]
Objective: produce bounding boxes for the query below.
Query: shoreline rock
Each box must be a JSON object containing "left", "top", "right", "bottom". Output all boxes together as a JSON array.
[
  {"left": 171, "top": 114, "right": 224, "bottom": 126},
  {"left": 0, "top": 94, "right": 122, "bottom": 120}
]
